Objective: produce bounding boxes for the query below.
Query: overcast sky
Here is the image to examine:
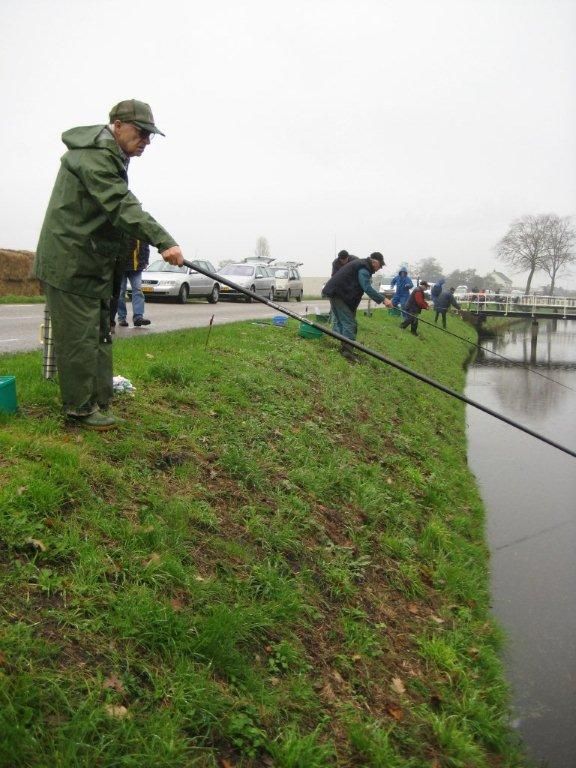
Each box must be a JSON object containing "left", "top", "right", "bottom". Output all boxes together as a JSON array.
[{"left": 2, "top": 0, "right": 575, "bottom": 285}]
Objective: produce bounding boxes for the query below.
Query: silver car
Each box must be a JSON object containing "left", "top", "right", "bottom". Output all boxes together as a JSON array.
[
  {"left": 140, "top": 259, "right": 220, "bottom": 304},
  {"left": 268, "top": 263, "right": 304, "bottom": 301},
  {"left": 218, "top": 263, "right": 276, "bottom": 302}
]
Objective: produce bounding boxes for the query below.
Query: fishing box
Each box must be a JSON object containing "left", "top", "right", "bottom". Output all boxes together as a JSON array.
[
  {"left": 0, "top": 376, "right": 18, "bottom": 413},
  {"left": 298, "top": 322, "right": 323, "bottom": 340}
]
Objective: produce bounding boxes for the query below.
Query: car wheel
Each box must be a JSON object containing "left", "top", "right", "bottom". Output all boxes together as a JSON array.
[
  {"left": 177, "top": 284, "right": 189, "bottom": 304},
  {"left": 287, "top": 289, "right": 292, "bottom": 301},
  {"left": 296, "top": 291, "right": 302, "bottom": 302},
  {"left": 208, "top": 284, "right": 219, "bottom": 304},
  {"left": 245, "top": 286, "right": 255, "bottom": 303}
]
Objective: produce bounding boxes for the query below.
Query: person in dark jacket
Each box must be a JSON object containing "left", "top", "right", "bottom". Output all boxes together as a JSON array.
[
  {"left": 322, "top": 252, "right": 386, "bottom": 361},
  {"left": 115, "top": 239, "right": 151, "bottom": 327},
  {"left": 434, "top": 286, "right": 461, "bottom": 328},
  {"left": 430, "top": 277, "right": 445, "bottom": 306},
  {"left": 331, "top": 249, "right": 357, "bottom": 276},
  {"left": 390, "top": 267, "right": 413, "bottom": 319},
  {"left": 33, "top": 99, "right": 184, "bottom": 430},
  {"left": 400, "top": 281, "right": 430, "bottom": 336}
]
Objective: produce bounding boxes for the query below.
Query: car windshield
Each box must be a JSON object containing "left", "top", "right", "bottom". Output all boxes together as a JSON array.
[
  {"left": 220, "top": 264, "right": 253, "bottom": 276},
  {"left": 271, "top": 268, "right": 289, "bottom": 278},
  {"left": 146, "top": 260, "right": 187, "bottom": 274}
]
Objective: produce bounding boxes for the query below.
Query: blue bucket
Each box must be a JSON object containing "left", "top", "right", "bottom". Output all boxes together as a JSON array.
[
  {"left": 0, "top": 376, "right": 18, "bottom": 414},
  {"left": 273, "top": 315, "right": 288, "bottom": 326}
]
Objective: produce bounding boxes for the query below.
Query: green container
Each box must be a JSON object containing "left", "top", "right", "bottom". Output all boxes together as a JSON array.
[
  {"left": 0, "top": 376, "right": 18, "bottom": 413},
  {"left": 298, "top": 322, "right": 323, "bottom": 339},
  {"left": 388, "top": 307, "right": 401, "bottom": 317}
]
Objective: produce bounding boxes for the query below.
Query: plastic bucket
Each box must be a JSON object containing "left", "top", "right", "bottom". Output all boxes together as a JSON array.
[
  {"left": 388, "top": 307, "right": 401, "bottom": 317},
  {"left": 298, "top": 322, "right": 323, "bottom": 339},
  {"left": 0, "top": 376, "right": 18, "bottom": 414},
  {"left": 272, "top": 315, "right": 288, "bottom": 327}
]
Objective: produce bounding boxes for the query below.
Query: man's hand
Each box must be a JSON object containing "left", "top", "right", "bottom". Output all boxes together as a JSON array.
[{"left": 161, "top": 246, "right": 184, "bottom": 266}]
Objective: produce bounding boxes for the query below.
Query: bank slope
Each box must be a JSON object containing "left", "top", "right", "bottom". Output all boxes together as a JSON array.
[{"left": 0, "top": 310, "right": 525, "bottom": 767}]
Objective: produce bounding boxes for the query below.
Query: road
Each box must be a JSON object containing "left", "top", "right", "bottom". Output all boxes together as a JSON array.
[{"left": 0, "top": 297, "right": 334, "bottom": 355}]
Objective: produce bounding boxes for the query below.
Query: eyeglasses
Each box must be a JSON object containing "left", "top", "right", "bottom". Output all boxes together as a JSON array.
[{"left": 132, "top": 125, "right": 154, "bottom": 141}]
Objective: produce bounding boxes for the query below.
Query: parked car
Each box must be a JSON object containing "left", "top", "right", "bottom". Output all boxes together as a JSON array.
[
  {"left": 137, "top": 259, "right": 220, "bottom": 304},
  {"left": 217, "top": 263, "right": 276, "bottom": 302},
  {"left": 377, "top": 275, "right": 396, "bottom": 299},
  {"left": 268, "top": 263, "right": 304, "bottom": 301}
]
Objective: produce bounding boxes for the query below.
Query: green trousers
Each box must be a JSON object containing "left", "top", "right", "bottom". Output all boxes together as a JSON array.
[{"left": 44, "top": 284, "right": 113, "bottom": 416}]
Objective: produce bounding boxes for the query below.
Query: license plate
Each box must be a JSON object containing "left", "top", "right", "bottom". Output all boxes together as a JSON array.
[
  {"left": 221, "top": 285, "right": 230, "bottom": 291},
  {"left": 142, "top": 286, "right": 153, "bottom": 293}
]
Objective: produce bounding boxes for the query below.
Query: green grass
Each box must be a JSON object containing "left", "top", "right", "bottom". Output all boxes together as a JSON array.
[{"left": 0, "top": 308, "right": 529, "bottom": 766}]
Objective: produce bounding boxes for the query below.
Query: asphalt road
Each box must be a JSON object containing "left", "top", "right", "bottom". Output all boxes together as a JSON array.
[{"left": 0, "top": 297, "right": 334, "bottom": 355}]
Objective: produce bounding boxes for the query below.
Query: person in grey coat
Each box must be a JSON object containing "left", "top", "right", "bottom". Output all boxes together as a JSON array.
[{"left": 434, "top": 286, "right": 461, "bottom": 328}]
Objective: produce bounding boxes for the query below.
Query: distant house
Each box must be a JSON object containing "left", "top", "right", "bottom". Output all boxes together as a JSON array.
[{"left": 487, "top": 271, "right": 513, "bottom": 291}]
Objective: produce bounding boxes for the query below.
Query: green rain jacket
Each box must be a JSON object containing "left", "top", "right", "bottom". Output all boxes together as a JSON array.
[{"left": 34, "top": 125, "right": 177, "bottom": 299}]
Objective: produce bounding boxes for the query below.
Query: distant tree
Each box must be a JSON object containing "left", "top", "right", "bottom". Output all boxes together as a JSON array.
[
  {"left": 254, "top": 236, "right": 271, "bottom": 261},
  {"left": 445, "top": 269, "right": 482, "bottom": 289},
  {"left": 495, "top": 214, "right": 552, "bottom": 294},
  {"left": 218, "top": 259, "right": 234, "bottom": 268},
  {"left": 414, "top": 257, "right": 444, "bottom": 282},
  {"left": 540, "top": 215, "right": 575, "bottom": 295}
]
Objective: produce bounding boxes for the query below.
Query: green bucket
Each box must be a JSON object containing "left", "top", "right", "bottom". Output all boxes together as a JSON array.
[
  {"left": 298, "top": 322, "right": 323, "bottom": 340},
  {"left": 0, "top": 376, "right": 18, "bottom": 414},
  {"left": 388, "top": 307, "right": 401, "bottom": 317}
]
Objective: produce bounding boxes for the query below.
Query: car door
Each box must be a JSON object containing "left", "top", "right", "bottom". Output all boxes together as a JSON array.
[{"left": 254, "top": 266, "right": 270, "bottom": 296}]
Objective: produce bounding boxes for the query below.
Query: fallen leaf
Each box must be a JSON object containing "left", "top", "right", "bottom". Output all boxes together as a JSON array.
[
  {"left": 25, "top": 538, "right": 47, "bottom": 552},
  {"left": 219, "top": 758, "right": 235, "bottom": 768},
  {"left": 104, "top": 704, "right": 130, "bottom": 719},
  {"left": 102, "top": 675, "right": 125, "bottom": 694},
  {"left": 391, "top": 676, "right": 406, "bottom": 695},
  {"left": 145, "top": 353, "right": 154, "bottom": 359},
  {"left": 407, "top": 603, "right": 419, "bottom": 615},
  {"left": 143, "top": 553, "right": 161, "bottom": 567},
  {"left": 321, "top": 682, "right": 338, "bottom": 702},
  {"left": 386, "top": 704, "right": 404, "bottom": 721},
  {"left": 170, "top": 598, "right": 185, "bottom": 612},
  {"left": 17, "top": 486, "right": 27, "bottom": 496},
  {"left": 331, "top": 669, "right": 345, "bottom": 684},
  {"left": 430, "top": 614, "right": 445, "bottom": 624}
]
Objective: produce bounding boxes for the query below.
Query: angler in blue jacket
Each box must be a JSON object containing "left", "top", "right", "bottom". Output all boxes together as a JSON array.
[
  {"left": 322, "top": 252, "right": 385, "bottom": 362},
  {"left": 390, "top": 267, "right": 413, "bottom": 318}
]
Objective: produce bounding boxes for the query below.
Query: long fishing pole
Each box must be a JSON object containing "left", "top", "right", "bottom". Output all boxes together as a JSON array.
[
  {"left": 396, "top": 305, "right": 576, "bottom": 393},
  {"left": 181, "top": 260, "right": 576, "bottom": 459}
]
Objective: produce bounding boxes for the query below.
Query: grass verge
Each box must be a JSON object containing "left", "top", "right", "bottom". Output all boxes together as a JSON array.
[{"left": 0, "top": 308, "right": 527, "bottom": 767}]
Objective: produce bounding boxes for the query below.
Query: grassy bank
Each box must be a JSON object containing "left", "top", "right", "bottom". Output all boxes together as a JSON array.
[{"left": 0, "top": 309, "right": 526, "bottom": 767}]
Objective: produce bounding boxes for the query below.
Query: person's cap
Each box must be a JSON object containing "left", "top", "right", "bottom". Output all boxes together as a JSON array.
[
  {"left": 109, "top": 99, "right": 165, "bottom": 136},
  {"left": 337, "top": 250, "right": 349, "bottom": 259},
  {"left": 370, "top": 252, "right": 385, "bottom": 266}
]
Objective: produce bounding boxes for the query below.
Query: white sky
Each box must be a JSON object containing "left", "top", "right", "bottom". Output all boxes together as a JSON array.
[{"left": 2, "top": 0, "right": 575, "bottom": 285}]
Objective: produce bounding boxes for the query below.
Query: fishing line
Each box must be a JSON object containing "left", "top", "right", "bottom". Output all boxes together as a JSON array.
[
  {"left": 182, "top": 260, "right": 576, "bottom": 459},
  {"left": 395, "top": 305, "right": 576, "bottom": 393}
]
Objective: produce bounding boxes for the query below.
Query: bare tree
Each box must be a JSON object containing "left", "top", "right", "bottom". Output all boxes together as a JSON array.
[
  {"left": 495, "top": 214, "right": 552, "bottom": 293},
  {"left": 254, "top": 236, "right": 271, "bottom": 261},
  {"left": 540, "top": 215, "right": 575, "bottom": 295}
]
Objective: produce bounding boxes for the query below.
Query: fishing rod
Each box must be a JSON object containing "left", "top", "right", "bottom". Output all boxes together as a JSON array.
[
  {"left": 394, "top": 305, "right": 576, "bottom": 393},
  {"left": 181, "top": 260, "right": 576, "bottom": 459}
]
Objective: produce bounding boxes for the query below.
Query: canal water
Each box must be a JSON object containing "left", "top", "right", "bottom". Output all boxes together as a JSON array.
[{"left": 465, "top": 318, "right": 576, "bottom": 768}]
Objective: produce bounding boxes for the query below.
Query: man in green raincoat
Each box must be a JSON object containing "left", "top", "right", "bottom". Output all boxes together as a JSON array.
[{"left": 33, "top": 99, "right": 184, "bottom": 430}]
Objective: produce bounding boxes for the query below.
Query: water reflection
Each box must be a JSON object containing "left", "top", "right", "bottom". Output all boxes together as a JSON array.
[
  {"left": 466, "top": 318, "right": 576, "bottom": 768},
  {"left": 471, "top": 320, "right": 576, "bottom": 418}
]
